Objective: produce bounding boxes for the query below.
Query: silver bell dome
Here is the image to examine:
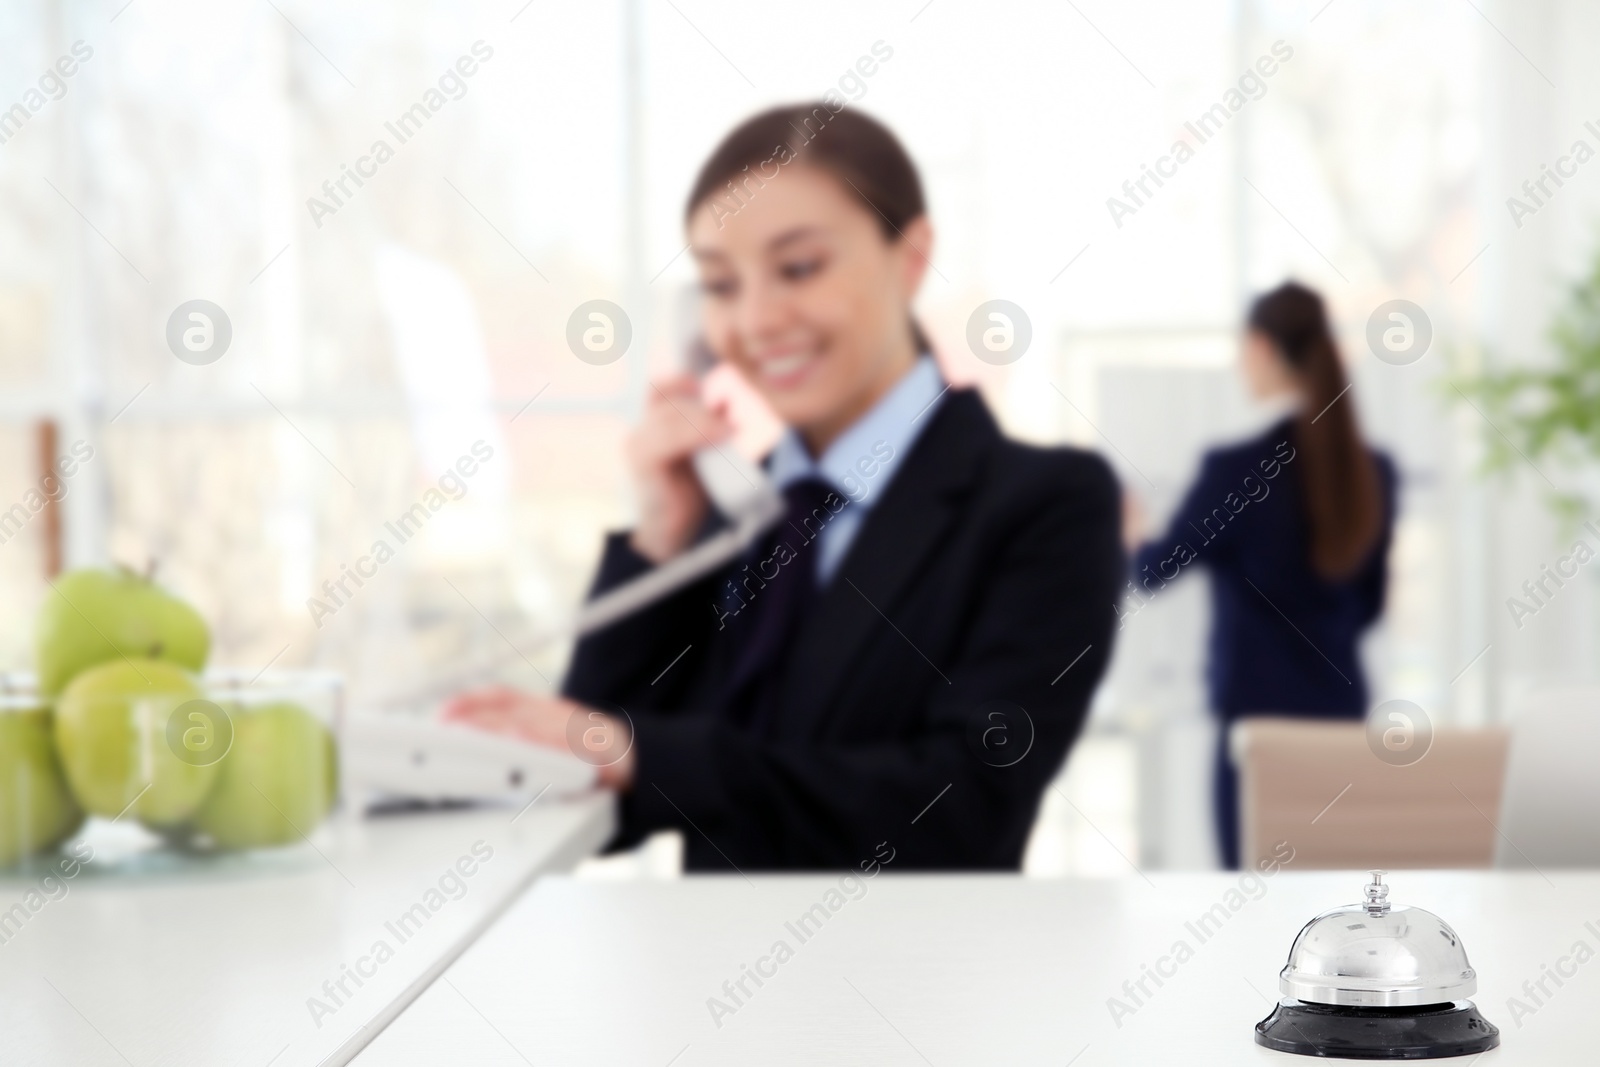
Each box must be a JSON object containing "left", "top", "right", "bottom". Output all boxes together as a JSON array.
[{"left": 1278, "top": 871, "right": 1479, "bottom": 1008}]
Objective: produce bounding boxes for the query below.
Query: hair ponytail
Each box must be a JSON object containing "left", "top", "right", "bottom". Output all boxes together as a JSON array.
[{"left": 1248, "top": 282, "right": 1383, "bottom": 580}]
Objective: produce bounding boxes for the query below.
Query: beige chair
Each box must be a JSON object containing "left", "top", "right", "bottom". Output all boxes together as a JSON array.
[{"left": 1231, "top": 717, "right": 1509, "bottom": 871}]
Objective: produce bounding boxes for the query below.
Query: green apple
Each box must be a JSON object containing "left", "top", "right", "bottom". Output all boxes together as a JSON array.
[
  {"left": 53, "top": 659, "right": 217, "bottom": 827},
  {"left": 195, "top": 702, "right": 334, "bottom": 850},
  {"left": 324, "top": 726, "right": 340, "bottom": 806},
  {"left": 36, "top": 566, "right": 210, "bottom": 696},
  {"left": 0, "top": 707, "right": 85, "bottom": 868}
]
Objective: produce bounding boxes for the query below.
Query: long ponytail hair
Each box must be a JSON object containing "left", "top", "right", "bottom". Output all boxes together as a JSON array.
[{"left": 1248, "top": 282, "right": 1382, "bottom": 580}]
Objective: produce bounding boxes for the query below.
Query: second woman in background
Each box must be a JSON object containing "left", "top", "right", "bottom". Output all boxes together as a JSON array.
[{"left": 1129, "top": 281, "right": 1396, "bottom": 870}]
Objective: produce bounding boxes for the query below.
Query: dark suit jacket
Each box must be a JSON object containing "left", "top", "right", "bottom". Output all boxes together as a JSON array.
[
  {"left": 563, "top": 389, "right": 1124, "bottom": 871},
  {"left": 1132, "top": 417, "right": 1396, "bottom": 719}
]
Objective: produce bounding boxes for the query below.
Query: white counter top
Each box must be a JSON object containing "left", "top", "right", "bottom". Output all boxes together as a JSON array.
[
  {"left": 356, "top": 868, "right": 1599, "bottom": 1065},
  {"left": 0, "top": 793, "right": 614, "bottom": 1067}
]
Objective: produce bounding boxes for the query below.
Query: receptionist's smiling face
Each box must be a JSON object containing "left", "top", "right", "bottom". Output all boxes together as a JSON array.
[{"left": 688, "top": 163, "right": 932, "bottom": 454}]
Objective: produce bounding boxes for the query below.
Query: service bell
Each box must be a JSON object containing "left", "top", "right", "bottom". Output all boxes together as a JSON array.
[{"left": 1254, "top": 871, "right": 1500, "bottom": 1059}]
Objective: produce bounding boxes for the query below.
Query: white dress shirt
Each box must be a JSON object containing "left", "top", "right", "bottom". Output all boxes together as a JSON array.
[{"left": 765, "top": 357, "right": 948, "bottom": 584}]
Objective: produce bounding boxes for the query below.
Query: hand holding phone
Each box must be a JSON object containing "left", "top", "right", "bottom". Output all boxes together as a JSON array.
[
  {"left": 628, "top": 338, "right": 782, "bottom": 563},
  {"left": 627, "top": 373, "right": 730, "bottom": 563},
  {"left": 680, "top": 334, "right": 782, "bottom": 523}
]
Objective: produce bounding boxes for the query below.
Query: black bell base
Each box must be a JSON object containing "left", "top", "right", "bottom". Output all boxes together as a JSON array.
[{"left": 1254, "top": 999, "right": 1500, "bottom": 1059}]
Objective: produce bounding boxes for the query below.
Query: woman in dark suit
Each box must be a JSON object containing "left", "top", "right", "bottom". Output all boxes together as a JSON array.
[
  {"left": 1130, "top": 281, "right": 1396, "bottom": 869},
  {"left": 445, "top": 104, "right": 1124, "bottom": 871}
]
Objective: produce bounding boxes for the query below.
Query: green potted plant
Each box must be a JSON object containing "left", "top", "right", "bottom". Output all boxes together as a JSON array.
[{"left": 1455, "top": 251, "right": 1600, "bottom": 519}]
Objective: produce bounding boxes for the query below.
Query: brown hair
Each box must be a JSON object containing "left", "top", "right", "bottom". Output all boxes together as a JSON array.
[
  {"left": 685, "top": 102, "right": 932, "bottom": 353},
  {"left": 1248, "top": 282, "right": 1383, "bottom": 579}
]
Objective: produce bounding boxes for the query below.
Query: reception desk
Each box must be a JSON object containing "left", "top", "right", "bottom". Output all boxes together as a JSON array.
[{"left": 357, "top": 869, "right": 1596, "bottom": 1065}]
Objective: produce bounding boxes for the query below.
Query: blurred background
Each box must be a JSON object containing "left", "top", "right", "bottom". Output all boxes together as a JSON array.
[{"left": 2, "top": 0, "right": 1598, "bottom": 873}]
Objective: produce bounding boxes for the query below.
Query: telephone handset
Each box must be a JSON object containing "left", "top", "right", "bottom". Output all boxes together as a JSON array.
[
  {"left": 682, "top": 334, "right": 784, "bottom": 525},
  {"left": 693, "top": 447, "right": 782, "bottom": 525},
  {"left": 558, "top": 337, "right": 782, "bottom": 635}
]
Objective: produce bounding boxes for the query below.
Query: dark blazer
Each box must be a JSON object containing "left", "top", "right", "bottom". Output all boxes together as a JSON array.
[
  {"left": 1132, "top": 417, "right": 1396, "bottom": 719},
  {"left": 563, "top": 389, "right": 1123, "bottom": 872}
]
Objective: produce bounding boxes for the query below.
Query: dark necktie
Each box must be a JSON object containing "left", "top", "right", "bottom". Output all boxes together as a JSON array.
[{"left": 717, "top": 476, "right": 841, "bottom": 735}]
